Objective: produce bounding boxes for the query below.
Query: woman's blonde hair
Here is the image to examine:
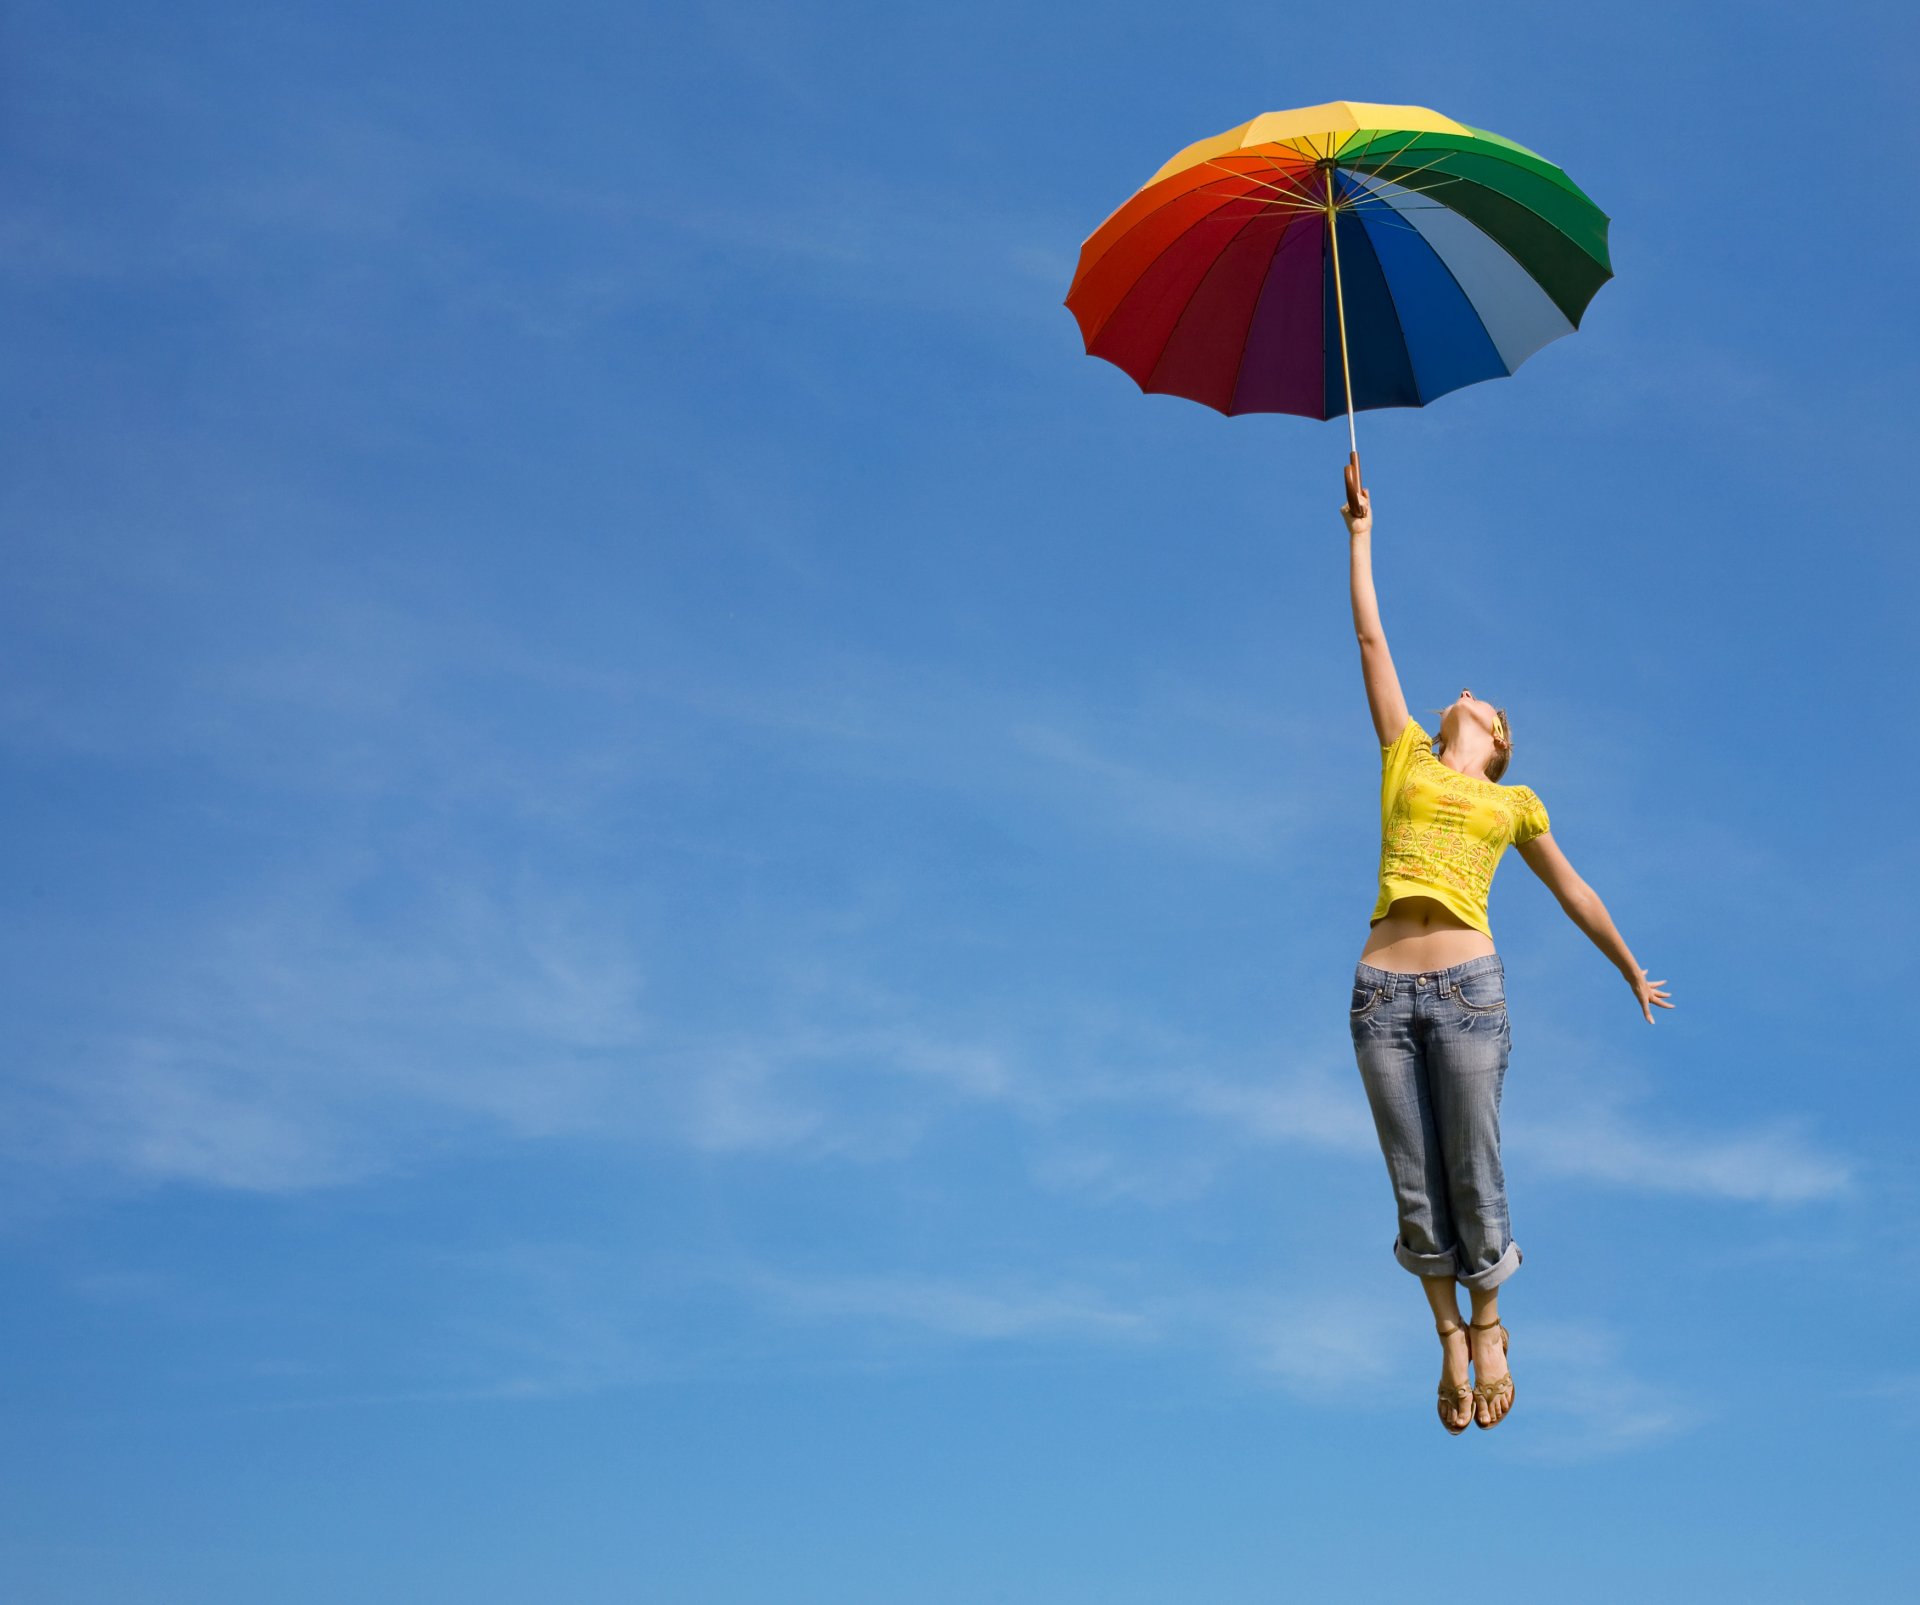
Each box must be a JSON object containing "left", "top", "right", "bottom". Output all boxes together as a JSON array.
[{"left": 1429, "top": 704, "right": 1513, "bottom": 783}]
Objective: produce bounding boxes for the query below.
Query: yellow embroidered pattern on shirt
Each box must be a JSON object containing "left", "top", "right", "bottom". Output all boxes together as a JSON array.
[{"left": 1372, "top": 717, "right": 1550, "bottom": 937}]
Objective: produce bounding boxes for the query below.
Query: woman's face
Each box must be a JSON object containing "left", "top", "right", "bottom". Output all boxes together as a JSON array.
[{"left": 1441, "top": 687, "right": 1502, "bottom": 748}]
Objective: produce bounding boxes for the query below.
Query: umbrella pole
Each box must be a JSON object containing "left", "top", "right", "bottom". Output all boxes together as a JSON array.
[{"left": 1324, "top": 166, "right": 1362, "bottom": 514}]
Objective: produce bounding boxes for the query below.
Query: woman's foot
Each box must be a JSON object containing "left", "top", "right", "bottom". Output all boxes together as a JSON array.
[
  {"left": 1435, "top": 1323, "right": 1473, "bottom": 1434},
  {"left": 1469, "top": 1317, "right": 1514, "bottom": 1428}
]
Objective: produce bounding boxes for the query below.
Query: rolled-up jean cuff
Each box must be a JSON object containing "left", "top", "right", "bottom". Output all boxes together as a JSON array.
[
  {"left": 1391, "top": 1235, "right": 1460, "bottom": 1279},
  {"left": 1457, "top": 1239, "right": 1522, "bottom": 1292}
]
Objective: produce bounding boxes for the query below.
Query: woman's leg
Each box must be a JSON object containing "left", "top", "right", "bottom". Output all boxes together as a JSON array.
[
  {"left": 1427, "top": 963, "right": 1519, "bottom": 1426},
  {"left": 1423, "top": 1275, "right": 1473, "bottom": 1431},
  {"left": 1424, "top": 992, "right": 1519, "bottom": 1290},
  {"left": 1467, "top": 1285, "right": 1512, "bottom": 1427},
  {"left": 1350, "top": 978, "right": 1461, "bottom": 1281},
  {"left": 1353, "top": 970, "right": 1473, "bottom": 1426}
]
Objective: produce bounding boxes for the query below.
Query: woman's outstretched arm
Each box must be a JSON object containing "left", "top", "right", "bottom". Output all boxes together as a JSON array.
[
  {"left": 1515, "top": 834, "right": 1676, "bottom": 1024},
  {"left": 1344, "top": 459, "right": 1411, "bottom": 746}
]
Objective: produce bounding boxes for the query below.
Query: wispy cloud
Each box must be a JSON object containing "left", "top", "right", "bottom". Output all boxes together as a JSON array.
[
  {"left": 740, "top": 1266, "right": 1157, "bottom": 1343},
  {"left": 0, "top": 516, "right": 1855, "bottom": 1221},
  {"left": 720, "top": 1257, "right": 1425, "bottom": 1407},
  {"left": 46, "top": 1039, "right": 367, "bottom": 1193},
  {"left": 1022, "top": 1141, "right": 1227, "bottom": 1207},
  {"left": 1201, "top": 1293, "right": 1698, "bottom": 1458},
  {"left": 1177, "top": 1065, "right": 1379, "bottom": 1156},
  {"left": 111, "top": 1222, "right": 1701, "bottom": 1463},
  {"left": 7, "top": 841, "right": 1856, "bottom": 1219},
  {"left": 1500, "top": 1319, "right": 1706, "bottom": 1464},
  {"left": 1009, "top": 721, "right": 1299, "bottom": 856},
  {"left": 495, "top": 1253, "right": 1700, "bottom": 1463},
  {"left": 1517, "top": 1104, "right": 1853, "bottom": 1204},
  {"left": 243, "top": 1244, "right": 684, "bottom": 1410},
  {"left": 1843, "top": 1373, "right": 1920, "bottom": 1409},
  {"left": 1199, "top": 1286, "right": 1408, "bottom": 1397},
  {"left": 7, "top": 863, "right": 651, "bottom": 1192}
]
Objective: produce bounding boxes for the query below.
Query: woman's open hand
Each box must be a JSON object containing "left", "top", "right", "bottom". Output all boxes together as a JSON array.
[
  {"left": 1627, "top": 966, "right": 1674, "bottom": 1024},
  {"left": 1340, "top": 457, "right": 1371, "bottom": 538}
]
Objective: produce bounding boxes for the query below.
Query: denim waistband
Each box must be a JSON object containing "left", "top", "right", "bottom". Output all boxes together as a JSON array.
[{"left": 1354, "top": 952, "right": 1504, "bottom": 993}]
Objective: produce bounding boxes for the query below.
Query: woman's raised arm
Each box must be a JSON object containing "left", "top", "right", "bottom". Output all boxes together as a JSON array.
[{"left": 1344, "top": 459, "right": 1410, "bottom": 747}]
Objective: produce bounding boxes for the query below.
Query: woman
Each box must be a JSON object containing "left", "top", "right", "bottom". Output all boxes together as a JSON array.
[{"left": 1342, "top": 461, "right": 1673, "bottom": 1434}]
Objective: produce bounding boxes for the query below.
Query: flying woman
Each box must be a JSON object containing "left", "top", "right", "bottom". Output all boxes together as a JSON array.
[{"left": 1341, "top": 462, "right": 1673, "bottom": 1434}]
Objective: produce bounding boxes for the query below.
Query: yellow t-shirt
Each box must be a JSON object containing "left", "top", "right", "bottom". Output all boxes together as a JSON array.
[{"left": 1372, "top": 716, "right": 1551, "bottom": 938}]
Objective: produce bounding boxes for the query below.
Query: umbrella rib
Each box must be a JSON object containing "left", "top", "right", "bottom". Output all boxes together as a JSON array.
[
  {"left": 1198, "top": 179, "right": 1326, "bottom": 207},
  {"left": 1190, "top": 185, "right": 1315, "bottom": 210},
  {"left": 1245, "top": 149, "right": 1322, "bottom": 194},
  {"left": 1188, "top": 195, "right": 1325, "bottom": 226},
  {"left": 1243, "top": 140, "right": 1473, "bottom": 210},
  {"left": 1336, "top": 206, "right": 1436, "bottom": 234},
  {"left": 1180, "top": 194, "right": 1315, "bottom": 230},
  {"left": 1229, "top": 131, "right": 1445, "bottom": 194},
  {"left": 1186, "top": 202, "right": 1321, "bottom": 240},
  {"left": 1193, "top": 196, "right": 1326, "bottom": 218},
  {"left": 1184, "top": 159, "right": 1315, "bottom": 210},
  {"left": 1364, "top": 159, "right": 1608, "bottom": 271},
  {"left": 1213, "top": 185, "right": 1323, "bottom": 213},
  {"left": 1344, "top": 168, "right": 1471, "bottom": 207},
  {"left": 1345, "top": 144, "right": 1607, "bottom": 267},
  {"left": 1341, "top": 148, "right": 1468, "bottom": 194},
  {"left": 1338, "top": 128, "right": 1436, "bottom": 173},
  {"left": 1347, "top": 177, "right": 1474, "bottom": 214},
  {"left": 1192, "top": 162, "right": 1472, "bottom": 228},
  {"left": 1363, "top": 172, "right": 1471, "bottom": 201},
  {"left": 1189, "top": 177, "right": 1325, "bottom": 221},
  {"left": 1344, "top": 191, "right": 1443, "bottom": 213},
  {"left": 1200, "top": 156, "right": 1317, "bottom": 204}
]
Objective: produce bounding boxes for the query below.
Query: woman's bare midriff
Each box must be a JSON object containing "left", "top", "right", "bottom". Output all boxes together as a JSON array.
[{"left": 1359, "top": 895, "right": 1496, "bottom": 972}]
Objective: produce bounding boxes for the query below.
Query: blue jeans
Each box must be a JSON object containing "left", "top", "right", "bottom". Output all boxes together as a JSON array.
[{"left": 1349, "top": 953, "right": 1521, "bottom": 1291}]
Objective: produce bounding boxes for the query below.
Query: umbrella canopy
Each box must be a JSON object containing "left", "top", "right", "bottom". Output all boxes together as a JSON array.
[{"left": 1064, "top": 101, "right": 1612, "bottom": 421}]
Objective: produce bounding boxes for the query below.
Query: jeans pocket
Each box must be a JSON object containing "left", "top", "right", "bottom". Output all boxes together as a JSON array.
[
  {"left": 1350, "top": 982, "right": 1386, "bottom": 1018},
  {"left": 1454, "top": 972, "right": 1507, "bottom": 1014}
]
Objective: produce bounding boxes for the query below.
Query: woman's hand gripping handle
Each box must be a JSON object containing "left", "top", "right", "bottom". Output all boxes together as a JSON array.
[{"left": 1340, "top": 452, "right": 1370, "bottom": 534}]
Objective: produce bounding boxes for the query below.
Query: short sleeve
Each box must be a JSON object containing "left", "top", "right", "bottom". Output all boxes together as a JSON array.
[
  {"left": 1381, "top": 716, "right": 1428, "bottom": 769},
  {"left": 1379, "top": 718, "right": 1428, "bottom": 826},
  {"left": 1512, "top": 786, "right": 1551, "bottom": 845}
]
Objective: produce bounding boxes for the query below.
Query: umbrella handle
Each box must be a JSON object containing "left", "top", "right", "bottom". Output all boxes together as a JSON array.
[{"left": 1324, "top": 164, "right": 1361, "bottom": 511}]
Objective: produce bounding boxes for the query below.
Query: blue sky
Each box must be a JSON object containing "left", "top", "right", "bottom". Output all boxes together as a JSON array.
[{"left": 4, "top": 1, "right": 1917, "bottom": 1599}]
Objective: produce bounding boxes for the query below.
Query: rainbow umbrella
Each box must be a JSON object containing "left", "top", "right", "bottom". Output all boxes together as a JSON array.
[{"left": 1064, "top": 101, "right": 1612, "bottom": 494}]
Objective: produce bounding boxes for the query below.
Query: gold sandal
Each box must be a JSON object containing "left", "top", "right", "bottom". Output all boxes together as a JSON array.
[
  {"left": 1469, "top": 1316, "right": 1514, "bottom": 1429},
  {"left": 1435, "top": 1323, "right": 1473, "bottom": 1436}
]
